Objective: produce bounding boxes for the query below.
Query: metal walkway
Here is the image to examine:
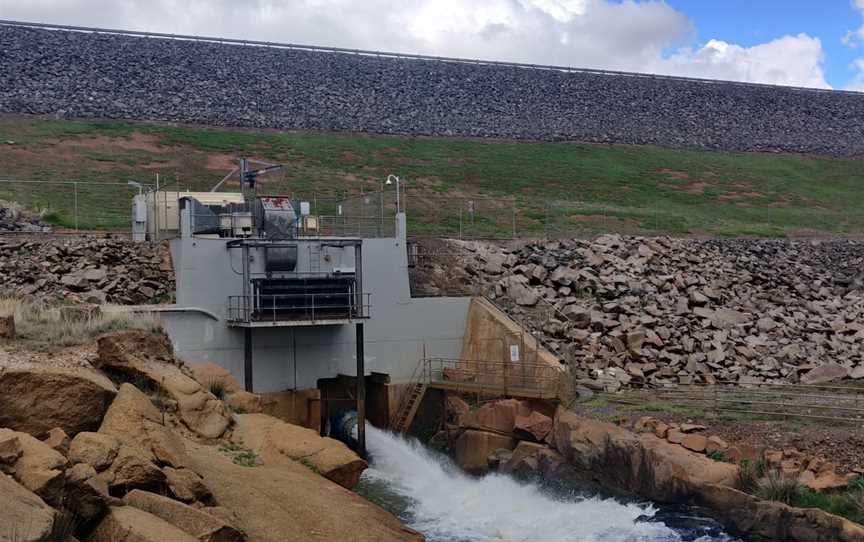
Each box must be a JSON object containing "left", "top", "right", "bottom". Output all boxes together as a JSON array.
[{"left": 390, "top": 357, "right": 566, "bottom": 432}]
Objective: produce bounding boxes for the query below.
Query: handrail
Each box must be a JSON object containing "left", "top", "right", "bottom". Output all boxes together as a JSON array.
[
  {"left": 423, "top": 357, "right": 565, "bottom": 399},
  {"left": 226, "top": 292, "right": 371, "bottom": 323},
  {"left": 389, "top": 358, "right": 427, "bottom": 428},
  {"left": 1, "top": 19, "right": 861, "bottom": 96}
]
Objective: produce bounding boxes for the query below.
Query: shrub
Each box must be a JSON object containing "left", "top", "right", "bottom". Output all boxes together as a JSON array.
[
  {"left": 0, "top": 297, "right": 160, "bottom": 351},
  {"left": 757, "top": 470, "right": 801, "bottom": 505},
  {"left": 208, "top": 380, "right": 226, "bottom": 400},
  {"left": 735, "top": 460, "right": 759, "bottom": 494}
]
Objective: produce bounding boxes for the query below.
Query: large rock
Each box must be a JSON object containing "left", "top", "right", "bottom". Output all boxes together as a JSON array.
[
  {"left": 163, "top": 466, "right": 213, "bottom": 503},
  {"left": 89, "top": 506, "right": 199, "bottom": 542},
  {"left": 800, "top": 364, "right": 850, "bottom": 385},
  {"left": 106, "top": 445, "right": 167, "bottom": 494},
  {"left": 464, "top": 398, "right": 525, "bottom": 434},
  {"left": 0, "top": 367, "right": 116, "bottom": 437},
  {"left": 96, "top": 331, "right": 230, "bottom": 440},
  {"left": 188, "top": 362, "right": 241, "bottom": 394},
  {"left": 231, "top": 414, "right": 367, "bottom": 489},
  {"left": 552, "top": 409, "right": 736, "bottom": 502},
  {"left": 0, "top": 473, "right": 56, "bottom": 542},
  {"left": 124, "top": 489, "right": 245, "bottom": 542},
  {"left": 69, "top": 432, "right": 120, "bottom": 471},
  {"left": 0, "top": 428, "right": 68, "bottom": 505},
  {"left": 161, "top": 374, "right": 231, "bottom": 439},
  {"left": 454, "top": 429, "right": 516, "bottom": 473},
  {"left": 64, "top": 462, "right": 112, "bottom": 521},
  {"left": 189, "top": 440, "right": 422, "bottom": 541},
  {"left": 98, "top": 383, "right": 190, "bottom": 469},
  {"left": 514, "top": 410, "right": 553, "bottom": 442}
]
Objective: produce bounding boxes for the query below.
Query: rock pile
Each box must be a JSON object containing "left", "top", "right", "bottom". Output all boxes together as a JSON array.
[
  {"left": 0, "top": 199, "right": 50, "bottom": 232},
  {"left": 629, "top": 415, "right": 860, "bottom": 493},
  {"left": 2, "top": 24, "right": 864, "bottom": 156},
  {"left": 439, "top": 236, "right": 864, "bottom": 388},
  {"left": 1, "top": 330, "right": 393, "bottom": 541},
  {"left": 0, "top": 237, "right": 174, "bottom": 304}
]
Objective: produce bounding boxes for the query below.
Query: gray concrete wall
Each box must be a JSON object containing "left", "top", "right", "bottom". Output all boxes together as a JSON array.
[{"left": 162, "top": 220, "right": 470, "bottom": 392}]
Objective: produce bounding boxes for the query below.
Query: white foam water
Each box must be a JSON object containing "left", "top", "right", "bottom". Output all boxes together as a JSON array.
[{"left": 361, "top": 425, "right": 736, "bottom": 542}]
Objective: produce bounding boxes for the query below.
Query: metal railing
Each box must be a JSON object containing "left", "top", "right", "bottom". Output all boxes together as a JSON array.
[
  {"left": 226, "top": 292, "right": 371, "bottom": 324},
  {"left": 1, "top": 19, "right": 860, "bottom": 96},
  {"left": 423, "top": 357, "right": 566, "bottom": 399}
]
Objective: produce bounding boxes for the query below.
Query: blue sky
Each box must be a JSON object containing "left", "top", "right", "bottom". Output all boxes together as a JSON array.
[
  {"left": 666, "top": 0, "right": 861, "bottom": 89},
  {"left": 2, "top": 0, "right": 863, "bottom": 90}
]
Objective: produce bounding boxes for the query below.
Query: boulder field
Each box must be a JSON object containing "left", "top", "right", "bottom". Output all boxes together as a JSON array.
[
  {"left": 0, "top": 330, "right": 421, "bottom": 542},
  {"left": 422, "top": 236, "right": 864, "bottom": 389}
]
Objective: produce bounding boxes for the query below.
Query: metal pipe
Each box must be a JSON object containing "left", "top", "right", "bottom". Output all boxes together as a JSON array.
[
  {"left": 355, "top": 322, "right": 366, "bottom": 457},
  {"left": 244, "top": 328, "right": 253, "bottom": 392}
]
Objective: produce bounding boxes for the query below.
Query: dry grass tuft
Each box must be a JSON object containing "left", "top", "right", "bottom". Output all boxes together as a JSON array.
[{"left": 0, "top": 297, "right": 160, "bottom": 351}]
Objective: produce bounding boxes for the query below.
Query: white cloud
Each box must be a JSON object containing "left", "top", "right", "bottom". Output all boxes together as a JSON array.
[
  {"left": 0, "top": 0, "right": 833, "bottom": 89},
  {"left": 846, "top": 0, "right": 864, "bottom": 48},
  {"left": 657, "top": 34, "right": 831, "bottom": 89}
]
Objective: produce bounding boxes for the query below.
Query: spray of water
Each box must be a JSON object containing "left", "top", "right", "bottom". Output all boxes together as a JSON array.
[{"left": 362, "top": 425, "right": 725, "bottom": 542}]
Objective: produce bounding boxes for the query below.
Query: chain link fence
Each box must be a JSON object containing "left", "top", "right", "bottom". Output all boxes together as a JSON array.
[{"left": 2, "top": 178, "right": 864, "bottom": 239}]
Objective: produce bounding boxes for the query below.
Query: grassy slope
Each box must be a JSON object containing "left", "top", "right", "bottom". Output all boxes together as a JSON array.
[{"left": 0, "top": 114, "right": 862, "bottom": 236}]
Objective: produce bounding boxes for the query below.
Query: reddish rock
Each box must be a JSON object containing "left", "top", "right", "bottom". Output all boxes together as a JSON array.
[
  {"left": 682, "top": 434, "right": 708, "bottom": 453},
  {"left": 514, "top": 411, "right": 553, "bottom": 442},
  {"left": 667, "top": 429, "right": 684, "bottom": 444},
  {"left": 454, "top": 430, "right": 516, "bottom": 473},
  {"left": 706, "top": 436, "right": 729, "bottom": 454}
]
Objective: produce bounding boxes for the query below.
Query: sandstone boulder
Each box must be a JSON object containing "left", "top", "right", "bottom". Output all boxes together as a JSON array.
[
  {"left": 188, "top": 362, "right": 241, "bottom": 394},
  {"left": 232, "top": 414, "right": 367, "bottom": 489},
  {"left": 42, "top": 427, "right": 70, "bottom": 456},
  {"left": 106, "top": 445, "right": 167, "bottom": 495},
  {"left": 98, "top": 383, "right": 190, "bottom": 469},
  {"left": 164, "top": 466, "right": 213, "bottom": 503},
  {"left": 0, "top": 428, "right": 68, "bottom": 505},
  {"left": 69, "top": 432, "right": 120, "bottom": 471},
  {"left": 0, "top": 367, "right": 116, "bottom": 436},
  {"left": 800, "top": 364, "right": 850, "bottom": 385},
  {"left": 124, "top": 489, "right": 245, "bottom": 541},
  {"left": 161, "top": 374, "right": 230, "bottom": 439},
  {"left": 0, "top": 473, "right": 56, "bottom": 542},
  {"left": 97, "top": 332, "right": 231, "bottom": 440},
  {"left": 514, "top": 410, "right": 553, "bottom": 442},
  {"left": 0, "top": 431, "right": 22, "bottom": 467},
  {"left": 454, "top": 429, "right": 516, "bottom": 473},
  {"left": 464, "top": 398, "right": 525, "bottom": 434},
  {"left": 64, "top": 462, "right": 112, "bottom": 521},
  {"left": 226, "top": 391, "right": 264, "bottom": 414},
  {"left": 89, "top": 506, "right": 198, "bottom": 542},
  {"left": 552, "top": 409, "right": 736, "bottom": 502},
  {"left": 445, "top": 395, "right": 471, "bottom": 424}
]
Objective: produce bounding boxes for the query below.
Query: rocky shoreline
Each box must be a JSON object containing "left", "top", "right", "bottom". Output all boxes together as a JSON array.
[{"left": 440, "top": 397, "right": 864, "bottom": 541}]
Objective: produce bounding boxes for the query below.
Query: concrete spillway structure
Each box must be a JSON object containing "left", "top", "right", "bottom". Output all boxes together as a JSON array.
[{"left": 155, "top": 190, "right": 563, "bottom": 439}]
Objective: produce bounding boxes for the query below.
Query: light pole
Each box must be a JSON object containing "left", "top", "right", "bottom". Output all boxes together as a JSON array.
[{"left": 385, "top": 174, "right": 401, "bottom": 214}]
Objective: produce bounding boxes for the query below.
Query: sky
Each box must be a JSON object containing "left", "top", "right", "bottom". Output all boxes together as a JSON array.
[{"left": 1, "top": 0, "right": 863, "bottom": 91}]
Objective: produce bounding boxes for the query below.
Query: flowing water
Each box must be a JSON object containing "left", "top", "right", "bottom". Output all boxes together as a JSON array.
[{"left": 357, "top": 425, "right": 742, "bottom": 542}]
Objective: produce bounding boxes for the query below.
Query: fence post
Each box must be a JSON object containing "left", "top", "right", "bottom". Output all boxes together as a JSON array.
[
  {"left": 544, "top": 201, "right": 549, "bottom": 240},
  {"left": 73, "top": 182, "right": 79, "bottom": 232},
  {"left": 512, "top": 201, "right": 516, "bottom": 239}
]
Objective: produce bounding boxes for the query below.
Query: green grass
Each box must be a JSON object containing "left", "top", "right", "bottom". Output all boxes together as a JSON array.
[{"left": 2, "top": 114, "right": 863, "bottom": 236}]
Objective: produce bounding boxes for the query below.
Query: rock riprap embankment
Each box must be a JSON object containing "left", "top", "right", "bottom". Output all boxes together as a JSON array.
[
  {"left": 0, "top": 237, "right": 174, "bottom": 304},
  {"left": 434, "top": 236, "right": 864, "bottom": 388},
  {"left": 2, "top": 24, "right": 864, "bottom": 156}
]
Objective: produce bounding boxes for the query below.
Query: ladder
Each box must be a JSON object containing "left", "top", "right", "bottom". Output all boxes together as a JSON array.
[{"left": 391, "top": 382, "right": 427, "bottom": 434}]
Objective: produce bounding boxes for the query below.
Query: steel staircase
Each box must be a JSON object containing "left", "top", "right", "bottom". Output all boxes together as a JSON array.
[{"left": 390, "top": 360, "right": 428, "bottom": 433}]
